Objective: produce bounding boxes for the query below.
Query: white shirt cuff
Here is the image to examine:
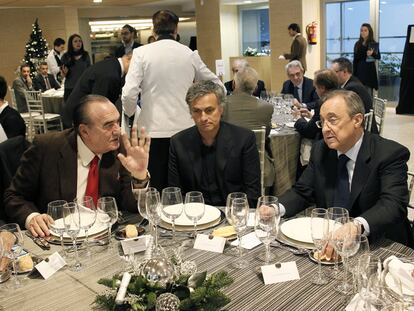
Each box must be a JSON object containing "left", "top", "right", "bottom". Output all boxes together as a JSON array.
[
  {"left": 25, "top": 212, "right": 41, "bottom": 230},
  {"left": 278, "top": 203, "right": 286, "bottom": 217},
  {"left": 355, "top": 216, "right": 370, "bottom": 236}
]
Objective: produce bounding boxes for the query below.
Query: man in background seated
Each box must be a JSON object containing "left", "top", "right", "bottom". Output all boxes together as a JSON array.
[
  {"left": 280, "top": 90, "right": 411, "bottom": 246},
  {"left": 4, "top": 95, "right": 150, "bottom": 238},
  {"left": 330, "top": 57, "right": 378, "bottom": 134},
  {"left": 224, "top": 58, "right": 266, "bottom": 97},
  {"left": 168, "top": 81, "right": 260, "bottom": 208},
  {"left": 222, "top": 66, "right": 275, "bottom": 188},
  {"left": 12, "top": 64, "right": 33, "bottom": 113},
  {"left": 32, "top": 62, "right": 60, "bottom": 92},
  {"left": 0, "top": 76, "right": 26, "bottom": 141},
  {"left": 281, "top": 60, "right": 319, "bottom": 110}
]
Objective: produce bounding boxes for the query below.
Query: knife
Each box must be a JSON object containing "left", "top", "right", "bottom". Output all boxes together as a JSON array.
[{"left": 25, "top": 231, "right": 51, "bottom": 250}]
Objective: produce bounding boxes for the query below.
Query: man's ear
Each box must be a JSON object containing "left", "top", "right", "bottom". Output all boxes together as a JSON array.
[
  {"left": 354, "top": 113, "right": 364, "bottom": 128},
  {"left": 78, "top": 124, "right": 88, "bottom": 138}
]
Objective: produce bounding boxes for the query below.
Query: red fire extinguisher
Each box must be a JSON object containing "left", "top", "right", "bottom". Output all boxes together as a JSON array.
[{"left": 306, "top": 22, "right": 318, "bottom": 45}]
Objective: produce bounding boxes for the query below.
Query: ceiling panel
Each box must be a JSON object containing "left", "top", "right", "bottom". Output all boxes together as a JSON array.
[{"left": 0, "top": 0, "right": 189, "bottom": 7}]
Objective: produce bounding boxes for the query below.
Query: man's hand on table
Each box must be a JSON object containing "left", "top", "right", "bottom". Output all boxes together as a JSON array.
[
  {"left": 28, "top": 214, "right": 53, "bottom": 238},
  {"left": 322, "top": 221, "right": 361, "bottom": 260}
]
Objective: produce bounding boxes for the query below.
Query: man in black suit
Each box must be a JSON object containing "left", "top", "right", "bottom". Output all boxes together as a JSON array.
[
  {"left": 62, "top": 54, "right": 132, "bottom": 128},
  {"left": 224, "top": 59, "right": 266, "bottom": 97},
  {"left": 281, "top": 60, "right": 319, "bottom": 110},
  {"left": 168, "top": 81, "right": 260, "bottom": 208},
  {"left": 115, "top": 24, "right": 142, "bottom": 58},
  {"left": 0, "top": 76, "right": 26, "bottom": 140},
  {"left": 280, "top": 90, "right": 411, "bottom": 246},
  {"left": 32, "top": 62, "right": 60, "bottom": 92}
]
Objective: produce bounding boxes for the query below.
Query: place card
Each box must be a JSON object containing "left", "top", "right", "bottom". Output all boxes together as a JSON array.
[
  {"left": 121, "top": 235, "right": 149, "bottom": 255},
  {"left": 261, "top": 261, "right": 300, "bottom": 285},
  {"left": 230, "top": 232, "right": 262, "bottom": 250},
  {"left": 35, "top": 252, "right": 66, "bottom": 280},
  {"left": 194, "top": 234, "right": 226, "bottom": 253}
]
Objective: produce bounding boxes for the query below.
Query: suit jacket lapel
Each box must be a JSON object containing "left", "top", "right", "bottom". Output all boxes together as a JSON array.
[
  {"left": 99, "top": 151, "right": 117, "bottom": 196},
  {"left": 187, "top": 128, "right": 203, "bottom": 187},
  {"left": 58, "top": 130, "right": 78, "bottom": 201}
]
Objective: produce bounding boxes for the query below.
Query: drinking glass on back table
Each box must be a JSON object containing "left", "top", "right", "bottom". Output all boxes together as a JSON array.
[
  {"left": 47, "top": 200, "right": 68, "bottom": 257},
  {"left": 74, "top": 196, "right": 96, "bottom": 256},
  {"left": 0, "top": 223, "right": 24, "bottom": 288},
  {"left": 97, "top": 197, "right": 118, "bottom": 248},
  {"left": 63, "top": 202, "right": 82, "bottom": 272},
  {"left": 161, "top": 187, "right": 183, "bottom": 245}
]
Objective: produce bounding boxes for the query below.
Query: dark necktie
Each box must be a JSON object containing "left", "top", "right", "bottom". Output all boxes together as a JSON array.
[
  {"left": 44, "top": 76, "right": 51, "bottom": 90},
  {"left": 293, "top": 86, "right": 300, "bottom": 103},
  {"left": 85, "top": 156, "right": 99, "bottom": 206},
  {"left": 333, "top": 154, "right": 350, "bottom": 208}
]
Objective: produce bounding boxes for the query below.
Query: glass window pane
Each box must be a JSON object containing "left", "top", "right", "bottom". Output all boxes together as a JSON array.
[
  {"left": 343, "top": 1, "right": 370, "bottom": 40},
  {"left": 326, "top": 3, "right": 341, "bottom": 39},
  {"left": 327, "top": 39, "right": 341, "bottom": 54},
  {"left": 241, "top": 8, "right": 270, "bottom": 54}
]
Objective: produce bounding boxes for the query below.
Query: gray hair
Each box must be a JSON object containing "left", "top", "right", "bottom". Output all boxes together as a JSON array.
[
  {"left": 321, "top": 89, "right": 365, "bottom": 117},
  {"left": 232, "top": 58, "right": 249, "bottom": 72},
  {"left": 285, "top": 60, "right": 304, "bottom": 74},
  {"left": 234, "top": 66, "right": 258, "bottom": 94},
  {"left": 185, "top": 80, "right": 225, "bottom": 108}
]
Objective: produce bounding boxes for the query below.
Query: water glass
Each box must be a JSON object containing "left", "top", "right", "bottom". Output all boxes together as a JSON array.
[
  {"left": 97, "top": 197, "right": 118, "bottom": 248},
  {"left": 184, "top": 191, "right": 205, "bottom": 240},
  {"left": 310, "top": 208, "right": 329, "bottom": 285},
  {"left": 47, "top": 200, "right": 68, "bottom": 257},
  {"left": 146, "top": 187, "right": 161, "bottom": 250},
  {"left": 161, "top": 187, "right": 183, "bottom": 245},
  {"left": 74, "top": 196, "right": 96, "bottom": 256},
  {"left": 0, "top": 223, "right": 24, "bottom": 288},
  {"left": 231, "top": 197, "right": 249, "bottom": 268},
  {"left": 225, "top": 192, "right": 247, "bottom": 226},
  {"left": 63, "top": 203, "right": 82, "bottom": 271}
]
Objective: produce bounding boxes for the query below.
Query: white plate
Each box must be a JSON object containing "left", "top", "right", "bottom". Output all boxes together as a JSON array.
[
  {"left": 161, "top": 204, "right": 221, "bottom": 226},
  {"left": 280, "top": 217, "right": 333, "bottom": 244},
  {"left": 50, "top": 212, "right": 107, "bottom": 239}
]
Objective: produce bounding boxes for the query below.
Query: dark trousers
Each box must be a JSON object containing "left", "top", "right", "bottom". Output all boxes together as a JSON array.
[{"left": 148, "top": 138, "right": 171, "bottom": 192}]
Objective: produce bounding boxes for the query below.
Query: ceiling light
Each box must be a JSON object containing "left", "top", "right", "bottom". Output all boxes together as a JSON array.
[
  {"left": 93, "top": 0, "right": 102, "bottom": 3},
  {"left": 347, "top": 7, "right": 353, "bottom": 10},
  {"left": 244, "top": 0, "right": 253, "bottom": 3},
  {"left": 380, "top": 1, "right": 387, "bottom": 4}
]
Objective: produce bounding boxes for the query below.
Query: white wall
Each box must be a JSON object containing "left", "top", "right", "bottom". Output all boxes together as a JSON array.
[
  {"left": 302, "top": 0, "right": 321, "bottom": 78},
  {"left": 220, "top": 5, "right": 240, "bottom": 81}
]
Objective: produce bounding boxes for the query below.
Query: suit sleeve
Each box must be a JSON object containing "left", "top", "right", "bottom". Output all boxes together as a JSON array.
[
  {"left": 242, "top": 132, "right": 261, "bottom": 208},
  {"left": 294, "top": 116, "right": 319, "bottom": 139},
  {"left": 32, "top": 77, "right": 42, "bottom": 91},
  {"left": 192, "top": 51, "right": 226, "bottom": 94},
  {"left": 167, "top": 138, "right": 182, "bottom": 188},
  {"left": 122, "top": 48, "right": 143, "bottom": 117},
  {"left": 3, "top": 113, "right": 26, "bottom": 138}
]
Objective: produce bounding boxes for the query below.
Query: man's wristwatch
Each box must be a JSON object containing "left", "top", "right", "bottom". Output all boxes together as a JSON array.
[{"left": 131, "top": 171, "right": 150, "bottom": 188}]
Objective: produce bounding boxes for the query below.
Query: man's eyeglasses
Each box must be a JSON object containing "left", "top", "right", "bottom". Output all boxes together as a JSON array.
[{"left": 315, "top": 117, "right": 339, "bottom": 129}]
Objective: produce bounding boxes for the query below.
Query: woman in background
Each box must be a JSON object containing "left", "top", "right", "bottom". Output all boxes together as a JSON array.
[
  {"left": 61, "top": 34, "right": 91, "bottom": 101},
  {"left": 353, "top": 23, "right": 381, "bottom": 96}
]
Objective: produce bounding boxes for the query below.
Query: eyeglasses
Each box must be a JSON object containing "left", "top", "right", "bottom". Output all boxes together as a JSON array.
[{"left": 316, "top": 117, "right": 339, "bottom": 129}]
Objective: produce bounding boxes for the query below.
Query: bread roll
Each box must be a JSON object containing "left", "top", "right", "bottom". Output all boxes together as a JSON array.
[
  {"left": 125, "top": 224, "right": 138, "bottom": 238},
  {"left": 212, "top": 226, "right": 236, "bottom": 238},
  {"left": 18, "top": 254, "right": 34, "bottom": 271}
]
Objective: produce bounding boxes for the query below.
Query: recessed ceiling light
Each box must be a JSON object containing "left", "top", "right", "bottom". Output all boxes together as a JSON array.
[
  {"left": 347, "top": 7, "right": 353, "bottom": 10},
  {"left": 244, "top": 0, "right": 253, "bottom": 3},
  {"left": 380, "top": 1, "right": 387, "bottom": 4},
  {"left": 93, "top": 0, "right": 102, "bottom": 3}
]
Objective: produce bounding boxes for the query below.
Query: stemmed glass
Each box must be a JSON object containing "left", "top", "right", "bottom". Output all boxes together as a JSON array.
[
  {"left": 63, "top": 202, "right": 82, "bottom": 271},
  {"left": 310, "top": 208, "right": 329, "bottom": 285},
  {"left": 254, "top": 196, "right": 279, "bottom": 264},
  {"left": 326, "top": 207, "right": 349, "bottom": 279},
  {"left": 184, "top": 191, "right": 205, "bottom": 240},
  {"left": 332, "top": 217, "right": 361, "bottom": 294},
  {"left": 74, "top": 196, "right": 96, "bottom": 256},
  {"left": 0, "top": 223, "right": 24, "bottom": 288},
  {"left": 231, "top": 197, "right": 249, "bottom": 269},
  {"left": 97, "top": 197, "right": 118, "bottom": 248},
  {"left": 161, "top": 187, "right": 183, "bottom": 245},
  {"left": 146, "top": 188, "right": 162, "bottom": 252},
  {"left": 348, "top": 235, "right": 370, "bottom": 292},
  {"left": 47, "top": 200, "right": 68, "bottom": 257},
  {"left": 225, "top": 192, "right": 247, "bottom": 226}
]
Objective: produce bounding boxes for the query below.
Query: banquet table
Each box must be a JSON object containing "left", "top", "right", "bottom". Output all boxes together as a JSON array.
[
  {"left": 41, "top": 89, "right": 64, "bottom": 115},
  {"left": 1, "top": 226, "right": 413, "bottom": 311}
]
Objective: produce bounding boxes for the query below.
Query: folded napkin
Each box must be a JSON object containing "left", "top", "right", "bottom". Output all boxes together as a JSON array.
[
  {"left": 384, "top": 255, "right": 414, "bottom": 295},
  {"left": 345, "top": 293, "right": 378, "bottom": 311}
]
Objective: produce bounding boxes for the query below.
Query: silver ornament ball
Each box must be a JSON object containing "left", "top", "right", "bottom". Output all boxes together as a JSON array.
[
  {"left": 155, "top": 293, "right": 180, "bottom": 311},
  {"left": 141, "top": 257, "right": 175, "bottom": 286}
]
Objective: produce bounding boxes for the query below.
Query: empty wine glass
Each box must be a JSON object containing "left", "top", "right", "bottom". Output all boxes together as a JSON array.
[
  {"left": 332, "top": 217, "right": 361, "bottom": 294},
  {"left": 326, "top": 207, "right": 349, "bottom": 279},
  {"left": 184, "top": 191, "right": 205, "bottom": 240},
  {"left": 225, "top": 192, "right": 247, "bottom": 226},
  {"left": 136, "top": 188, "right": 149, "bottom": 227},
  {"left": 348, "top": 235, "right": 370, "bottom": 292},
  {"left": 63, "top": 202, "right": 82, "bottom": 271},
  {"left": 255, "top": 196, "right": 279, "bottom": 264},
  {"left": 47, "top": 200, "right": 67, "bottom": 257},
  {"left": 0, "top": 223, "right": 23, "bottom": 288},
  {"left": 231, "top": 197, "right": 249, "bottom": 269},
  {"left": 310, "top": 208, "right": 329, "bottom": 285},
  {"left": 161, "top": 187, "right": 183, "bottom": 245},
  {"left": 97, "top": 197, "right": 118, "bottom": 248},
  {"left": 74, "top": 196, "right": 96, "bottom": 257},
  {"left": 146, "top": 188, "right": 161, "bottom": 251}
]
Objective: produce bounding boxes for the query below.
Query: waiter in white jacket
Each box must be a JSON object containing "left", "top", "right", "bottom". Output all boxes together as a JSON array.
[{"left": 122, "top": 9, "right": 224, "bottom": 191}]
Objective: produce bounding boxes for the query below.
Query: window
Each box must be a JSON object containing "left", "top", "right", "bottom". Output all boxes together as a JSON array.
[{"left": 240, "top": 7, "right": 270, "bottom": 54}]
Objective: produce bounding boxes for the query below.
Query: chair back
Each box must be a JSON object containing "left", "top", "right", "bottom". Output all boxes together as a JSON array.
[
  {"left": 364, "top": 109, "right": 373, "bottom": 132},
  {"left": 8, "top": 87, "right": 18, "bottom": 110},
  {"left": 24, "top": 90, "right": 44, "bottom": 117},
  {"left": 373, "top": 97, "right": 387, "bottom": 135},
  {"left": 252, "top": 126, "right": 266, "bottom": 196},
  {"left": 408, "top": 171, "right": 414, "bottom": 209}
]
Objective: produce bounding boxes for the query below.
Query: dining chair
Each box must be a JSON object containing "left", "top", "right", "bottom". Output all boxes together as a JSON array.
[
  {"left": 252, "top": 126, "right": 266, "bottom": 196},
  {"left": 373, "top": 97, "right": 387, "bottom": 136},
  {"left": 24, "top": 90, "right": 63, "bottom": 135},
  {"left": 408, "top": 171, "right": 414, "bottom": 218},
  {"left": 364, "top": 109, "right": 373, "bottom": 132}
]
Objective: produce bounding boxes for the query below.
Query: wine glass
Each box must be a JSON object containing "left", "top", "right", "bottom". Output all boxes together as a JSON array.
[
  {"left": 47, "top": 200, "right": 68, "bottom": 257},
  {"left": 348, "top": 235, "right": 370, "bottom": 291},
  {"left": 161, "top": 187, "right": 183, "bottom": 245},
  {"left": 146, "top": 188, "right": 162, "bottom": 252},
  {"left": 63, "top": 202, "right": 82, "bottom": 271},
  {"left": 225, "top": 192, "right": 247, "bottom": 226},
  {"left": 231, "top": 197, "right": 249, "bottom": 269},
  {"left": 254, "top": 196, "right": 279, "bottom": 264},
  {"left": 357, "top": 254, "right": 383, "bottom": 310},
  {"left": 0, "top": 223, "right": 24, "bottom": 288},
  {"left": 97, "top": 197, "right": 118, "bottom": 248},
  {"left": 326, "top": 207, "right": 349, "bottom": 279},
  {"left": 310, "top": 208, "right": 329, "bottom": 285},
  {"left": 184, "top": 191, "right": 205, "bottom": 240},
  {"left": 332, "top": 217, "right": 361, "bottom": 294},
  {"left": 136, "top": 188, "right": 149, "bottom": 227},
  {"left": 74, "top": 196, "right": 96, "bottom": 257}
]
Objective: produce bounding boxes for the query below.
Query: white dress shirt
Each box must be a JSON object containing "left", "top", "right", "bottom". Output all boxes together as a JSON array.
[
  {"left": 47, "top": 49, "right": 63, "bottom": 79},
  {"left": 121, "top": 39, "right": 225, "bottom": 138}
]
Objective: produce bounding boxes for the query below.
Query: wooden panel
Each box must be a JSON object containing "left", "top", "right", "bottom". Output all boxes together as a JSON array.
[{"left": 229, "top": 56, "right": 271, "bottom": 92}]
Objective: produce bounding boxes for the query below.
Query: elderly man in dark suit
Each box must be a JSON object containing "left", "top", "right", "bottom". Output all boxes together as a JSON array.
[
  {"left": 282, "top": 23, "right": 308, "bottom": 71},
  {"left": 281, "top": 60, "right": 319, "bottom": 110},
  {"left": 32, "top": 62, "right": 60, "bottom": 92},
  {"left": 12, "top": 64, "right": 33, "bottom": 113},
  {"left": 62, "top": 54, "right": 132, "bottom": 128},
  {"left": 280, "top": 90, "right": 411, "bottom": 246},
  {"left": 115, "top": 24, "right": 142, "bottom": 58},
  {"left": 168, "top": 80, "right": 260, "bottom": 208},
  {"left": 5, "top": 95, "right": 150, "bottom": 238}
]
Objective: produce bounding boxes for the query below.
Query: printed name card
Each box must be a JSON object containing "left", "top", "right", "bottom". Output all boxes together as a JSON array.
[
  {"left": 261, "top": 261, "right": 300, "bottom": 285},
  {"left": 194, "top": 234, "right": 226, "bottom": 253},
  {"left": 35, "top": 252, "right": 66, "bottom": 280},
  {"left": 230, "top": 232, "right": 262, "bottom": 250},
  {"left": 121, "top": 235, "right": 149, "bottom": 255}
]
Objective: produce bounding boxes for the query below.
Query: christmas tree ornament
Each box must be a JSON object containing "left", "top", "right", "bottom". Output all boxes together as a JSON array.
[
  {"left": 140, "top": 257, "right": 176, "bottom": 286},
  {"left": 155, "top": 293, "right": 180, "bottom": 311}
]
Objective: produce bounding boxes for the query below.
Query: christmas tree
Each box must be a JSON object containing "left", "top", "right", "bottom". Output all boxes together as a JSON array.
[{"left": 23, "top": 18, "right": 49, "bottom": 78}]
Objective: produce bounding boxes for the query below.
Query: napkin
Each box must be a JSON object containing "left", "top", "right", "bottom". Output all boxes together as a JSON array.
[
  {"left": 384, "top": 255, "right": 414, "bottom": 295},
  {"left": 345, "top": 293, "right": 377, "bottom": 311}
]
